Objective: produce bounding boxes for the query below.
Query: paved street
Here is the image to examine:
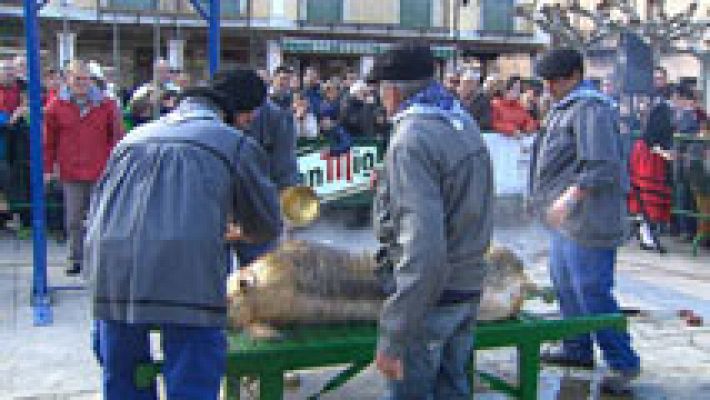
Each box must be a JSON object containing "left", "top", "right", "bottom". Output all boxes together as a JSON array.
[{"left": 1, "top": 211, "right": 709, "bottom": 399}]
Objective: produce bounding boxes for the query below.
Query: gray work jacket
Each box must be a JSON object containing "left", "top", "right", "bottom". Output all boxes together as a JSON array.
[
  {"left": 87, "top": 98, "right": 281, "bottom": 327},
  {"left": 374, "top": 104, "right": 494, "bottom": 357},
  {"left": 530, "top": 91, "right": 628, "bottom": 248}
]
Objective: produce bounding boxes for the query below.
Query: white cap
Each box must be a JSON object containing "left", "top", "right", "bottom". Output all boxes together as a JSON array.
[
  {"left": 349, "top": 80, "right": 369, "bottom": 96},
  {"left": 460, "top": 69, "right": 481, "bottom": 82},
  {"left": 88, "top": 60, "right": 104, "bottom": 80}
]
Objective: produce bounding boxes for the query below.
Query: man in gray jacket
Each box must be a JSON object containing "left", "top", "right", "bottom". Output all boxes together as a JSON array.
[
  {"left": 85, "top": 69, "right": 281, "bottom": 399},
  {"left": 530, "top": 49, "right": 640, "bottom": 395},
  {"left": 369, "top": 44, "right": 493, "bottom": 399},
  {"left": 233, "top": 97, "right": 299, "bottom": 265}
]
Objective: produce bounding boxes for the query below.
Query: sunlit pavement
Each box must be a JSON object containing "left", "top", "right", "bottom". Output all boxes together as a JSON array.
[{"left": 1, "top": 211, "right": 708, "bottom": 399}]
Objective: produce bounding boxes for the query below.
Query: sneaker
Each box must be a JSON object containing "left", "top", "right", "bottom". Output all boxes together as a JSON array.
[
  {"left": 540, "top": 349, "right": 594, "bottom": 369},
  {"left": 66, "top": 262, "right": 82, "bottom": 276},
  {"left": 600, "top": 369, "right": 640, "bottom": 396}
]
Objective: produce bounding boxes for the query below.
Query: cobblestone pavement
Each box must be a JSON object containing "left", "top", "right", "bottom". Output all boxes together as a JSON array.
[{"left": 1, "top": 211, "right": 709, "bottom": 399}]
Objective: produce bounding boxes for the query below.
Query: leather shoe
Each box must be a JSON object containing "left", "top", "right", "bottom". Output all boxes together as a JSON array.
[
  {"left": 65, "top": 262, "right": 81, "bottom": 276},
  {"left": 600, "top": 369, "right": 640, "bottom": 396}
]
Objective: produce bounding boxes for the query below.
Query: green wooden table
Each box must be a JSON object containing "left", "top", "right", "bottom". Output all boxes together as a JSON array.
[
  {"left": 672, "top": 134, "right": 710, "bottom": 256},
  {"left": 136, "top": 313, "right": 627, "bottom": 399}
]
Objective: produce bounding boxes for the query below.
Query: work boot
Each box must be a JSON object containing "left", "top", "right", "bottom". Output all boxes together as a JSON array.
[
  {"left": 540, "top": 348, "right": 594, "bottom": 369},
  {"left": 600, "top": 369, "right": 640, "bottom": 396},
  {"left": 65, "top": 262, "right": 82, "bottom": 276}
]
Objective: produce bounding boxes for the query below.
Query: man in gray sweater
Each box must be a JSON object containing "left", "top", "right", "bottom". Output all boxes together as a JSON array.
[
  {"left": 530, "top": 49, "right": 640, "bottom": 395},
  {"left": 86, "top": 69, "right": 281, "bottom": 399},
  {"left": 369, "top": 44, "right": 493, "bottom": 399}
]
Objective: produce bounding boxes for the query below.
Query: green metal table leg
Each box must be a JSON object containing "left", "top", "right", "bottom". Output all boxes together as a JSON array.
[
  {"left": 225, "top": 375, "right": 241, "bottom": 400},
  {"left": 692, "top": 233, "right": 709, "bottom": 257},
  {"left": 259, "top": 371, "right": 284, "bottom": 400},
  {"left": 518, "top": 342, "right": 541, "bottom": 400},
  {"left": 468, "top": 352, "right": 476, "bottom": 398}
]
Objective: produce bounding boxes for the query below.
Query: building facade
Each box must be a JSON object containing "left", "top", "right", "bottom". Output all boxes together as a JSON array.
[{"left": 0, "top": 0, "right": 547, "bottom": 87}]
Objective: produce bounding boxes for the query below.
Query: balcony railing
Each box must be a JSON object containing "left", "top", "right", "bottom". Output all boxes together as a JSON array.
[{"left": 98, "top": 0, "right": 246, "bottom": 18}]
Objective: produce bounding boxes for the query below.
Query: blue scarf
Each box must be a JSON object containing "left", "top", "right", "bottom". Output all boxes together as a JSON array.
[
  {"left": 394, "top": 80, "right": 472, "bottom": 131},
  {"left": 553, "top": 80, "right": 617, "bottom": 111},
  {"left": 399, "top": 80, "right": 457, "bottom": 112}
]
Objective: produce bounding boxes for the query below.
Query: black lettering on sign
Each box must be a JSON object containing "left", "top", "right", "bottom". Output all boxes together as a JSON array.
[{"left": 364, "top": 152, "right": 374, "bottom": 169}]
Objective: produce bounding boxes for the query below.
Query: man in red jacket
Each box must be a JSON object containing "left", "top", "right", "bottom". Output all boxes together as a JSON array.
[{"left": 44, "top": 60, "right": 124, "bottom": 275}]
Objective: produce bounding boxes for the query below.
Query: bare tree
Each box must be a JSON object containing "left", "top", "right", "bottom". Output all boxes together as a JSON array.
[{"left": 516, "top": 0, "right": 708, "bottom": 60}]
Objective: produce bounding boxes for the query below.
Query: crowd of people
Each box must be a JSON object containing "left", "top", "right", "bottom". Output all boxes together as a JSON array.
[
  {"left": 1, "top": 52, "right": 709, "bottom": 263},
  {"left": 626, "top": 66, "right": 709, "bottom": 252}
]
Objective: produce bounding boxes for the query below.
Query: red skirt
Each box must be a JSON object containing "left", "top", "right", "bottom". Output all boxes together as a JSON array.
[{"left": 628, "top": 139, "right": 671, "bottom": 222}]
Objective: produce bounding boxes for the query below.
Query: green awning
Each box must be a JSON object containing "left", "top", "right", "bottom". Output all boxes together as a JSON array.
[{"left": 282, "top": 38, "right": 455, "bottom": 59}]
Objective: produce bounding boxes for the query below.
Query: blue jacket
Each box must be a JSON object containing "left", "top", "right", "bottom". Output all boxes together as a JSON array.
[
  {"left": 87, "top": 98, "right": 281, "bottom": 327},
  {"left": 304, "top": 85, "right": 323, "bottom": 118}
]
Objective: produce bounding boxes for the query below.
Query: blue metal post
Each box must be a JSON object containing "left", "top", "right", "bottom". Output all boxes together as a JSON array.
[
  {"left": 209, "top": 0, "right": 220, "bottom": 77},
  {"left": 23, "top": 0, "right": 52, "bottom": 326}
]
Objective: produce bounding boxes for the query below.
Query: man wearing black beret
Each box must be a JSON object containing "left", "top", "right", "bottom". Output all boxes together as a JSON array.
[
  {"left": 530, "top": 48, "right": 641, "bottom": 395},
  {"left": 370, "top": 43, "right": 493, "bottom": 399},
  {"left": 85, "top": 68, "right": 281, "bottom": 399}
]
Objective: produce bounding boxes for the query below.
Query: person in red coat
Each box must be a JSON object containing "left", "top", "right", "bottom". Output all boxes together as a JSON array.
[
  {"left": 491, "top": 77, "right": 539, "bottom": 137},
  {"left": 628, "top": 96, "right": 674, "bottom": 252},
  {"left": 44, "top": 60, "right": 124, "bottom": 275}
]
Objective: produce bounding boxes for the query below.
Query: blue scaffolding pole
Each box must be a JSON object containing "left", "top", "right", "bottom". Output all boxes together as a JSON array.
[
  {"left": 25, "top": 0, "right": 221, "bottom": 326},
  {"left": 189, "top": 0, "right": 221, "bottom": 76},
  {"left": 24, "top": 0, "right": 51, "bottom": 326}
]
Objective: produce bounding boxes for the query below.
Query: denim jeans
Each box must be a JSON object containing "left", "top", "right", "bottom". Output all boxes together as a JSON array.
[
  {"left": 549, "top": 230, "right": 641, "bottom": 373},
  {"left": 381, "top": 301, "right": 478, "bottom": 400},
  {"left": 97, "top": 320, "right": 226, "bottom": 400}
]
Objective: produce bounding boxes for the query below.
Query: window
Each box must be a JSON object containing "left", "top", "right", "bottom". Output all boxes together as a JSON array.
[
  {"left": 400, "top": 0, "right": 432, "bottom": 29},
  {"left": 108, "top": 0, "right": 154, "bottom": 10},
  {"left": 481, "top": 0, "right": 515, "bottom": 32},
  {"left": 272, "top": 0, "right": 285, "bottom": 17},
  {"left": 191, "top": 0, "right": 242, "bottom": 16},
  {"left": 306, "top": 0, "right": 342, "bottom": 24}
]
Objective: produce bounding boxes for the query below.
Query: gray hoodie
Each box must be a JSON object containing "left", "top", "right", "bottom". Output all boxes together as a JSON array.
[
  {"left": 530, "top": 83, "right": 628, "bottom": 248},
  {"left": 374, "top": 104, "right": 493, "bottom": 357}
]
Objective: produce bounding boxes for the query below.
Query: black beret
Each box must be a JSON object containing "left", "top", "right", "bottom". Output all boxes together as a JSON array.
[
  {"left": 367, "top": 43, "right": 435, "bottom": 83},
  {"left": 182, "top": 68, "right": 266, "bottom": 116},
  {"left": 535, "top": 48, "right": 584, "bottom": 80}
]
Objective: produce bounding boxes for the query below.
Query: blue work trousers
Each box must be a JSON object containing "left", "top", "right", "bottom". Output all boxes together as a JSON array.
[
  {"left": 382, "top": 301, "right": 477, "bottom": 400},
  {"left": 97, "top": 320, "right": 226, "bottom": 400},
  {"left": 549, "top": 230, "right": 641, "bottom": 373}
]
